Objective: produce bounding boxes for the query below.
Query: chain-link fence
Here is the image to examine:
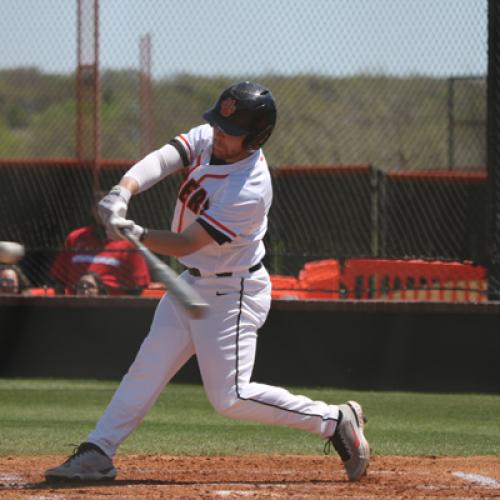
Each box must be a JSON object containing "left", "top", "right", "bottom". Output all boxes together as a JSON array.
[
  {"left": 0, "top": 0, "right": 486, "bottom": 166},
  {"left": 0, "top": 0, "right": 489, "bottom": 297}
]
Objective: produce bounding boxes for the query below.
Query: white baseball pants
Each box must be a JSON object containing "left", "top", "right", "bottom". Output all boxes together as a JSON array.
[{"left": 88, "top": 267, "right": 339, "bottom": 458}]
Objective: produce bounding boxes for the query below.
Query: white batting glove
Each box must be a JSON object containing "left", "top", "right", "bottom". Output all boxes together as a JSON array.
[
  {"left": 107, "top": 216, "right": 145, "bottom": 242},
  {"left": 97, "top": 185, "right": 132, "bottom": 227}
]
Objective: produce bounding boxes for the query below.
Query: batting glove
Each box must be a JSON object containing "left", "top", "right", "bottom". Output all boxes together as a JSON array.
[
  {"left": 107, "top": 216, "right": 145, "bottom": 242},
  {"left": 98, "top": 185, "right": 131, "bottom": 224}
]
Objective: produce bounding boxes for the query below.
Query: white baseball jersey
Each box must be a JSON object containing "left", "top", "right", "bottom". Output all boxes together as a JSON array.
[{"left": 169, "top": 124, "right": 272, "bottom": 274}]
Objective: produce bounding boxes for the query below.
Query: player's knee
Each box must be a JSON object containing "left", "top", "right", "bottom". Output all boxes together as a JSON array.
[{"left": 210, "top": 395, "right": 244, "bottom": 419}]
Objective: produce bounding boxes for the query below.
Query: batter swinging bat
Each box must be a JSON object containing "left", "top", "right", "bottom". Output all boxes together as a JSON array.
[{"left": 122, "top": 230, "right": 209, "bottom": 319}]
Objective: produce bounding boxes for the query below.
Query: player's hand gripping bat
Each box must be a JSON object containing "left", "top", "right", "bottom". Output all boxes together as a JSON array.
[{"left": 121, "top": 229, "right": 209, "bottom": 319}]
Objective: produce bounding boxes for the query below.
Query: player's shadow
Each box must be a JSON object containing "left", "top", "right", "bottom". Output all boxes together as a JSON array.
[{"left": 20, "top": 477, "right": 340, "bottom": 491}]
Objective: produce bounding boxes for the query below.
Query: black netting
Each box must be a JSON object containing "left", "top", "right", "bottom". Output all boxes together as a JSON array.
[{"left": 0, "top": 0, "right": 491, "bottom": 298}]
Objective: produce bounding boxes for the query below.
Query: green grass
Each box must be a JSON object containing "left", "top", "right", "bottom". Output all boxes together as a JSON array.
[{"left": 0, "top": 379, "right": 499, "bottom": 456}]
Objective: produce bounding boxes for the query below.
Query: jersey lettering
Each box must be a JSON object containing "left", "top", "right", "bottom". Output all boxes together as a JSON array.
[
  {"left": 188, "top": 187, "right": 208, "bottom": 214},
  {"left": 178, "top": 178, "right": 209, "bottom": 215},
  {"left": 179, "top": 178, "right": 199, "bottom": 202}
]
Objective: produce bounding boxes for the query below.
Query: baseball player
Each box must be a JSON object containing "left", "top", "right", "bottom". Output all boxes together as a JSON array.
[{"left": 45, "top": 82, "right": 370, "bottom": 482}]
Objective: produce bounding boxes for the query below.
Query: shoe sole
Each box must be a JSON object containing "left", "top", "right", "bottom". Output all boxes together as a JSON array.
[
  {"left": 45, "top": 469, "right": 116, "bottom": 483},
  {"left": 345, "top": 400, "right": 370, "bottom": 481}
]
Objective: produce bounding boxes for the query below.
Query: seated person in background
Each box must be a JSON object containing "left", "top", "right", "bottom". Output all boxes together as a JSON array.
[
  {"left": 75, "top": 272, "right": 108, "bottom": 297},
  {"left": 0, "top": 264, "right": 31, "bottom": 295},
  {"left": 49, "top": 193, "right": 150, "bottom": 295}
]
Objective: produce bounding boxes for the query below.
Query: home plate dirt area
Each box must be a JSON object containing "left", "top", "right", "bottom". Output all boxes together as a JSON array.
[{"left": 1, "top": 455, "right": 499, "bottom": 498}]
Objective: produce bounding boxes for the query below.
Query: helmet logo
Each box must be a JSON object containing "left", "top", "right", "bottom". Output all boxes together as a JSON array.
[{"left": 220, "top": 97, "right": 236, "bottom": 117}]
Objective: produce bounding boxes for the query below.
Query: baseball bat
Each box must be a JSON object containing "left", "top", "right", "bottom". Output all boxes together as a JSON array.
[{"left": 122, "top": 230, "right": 209, "bottom": 319}]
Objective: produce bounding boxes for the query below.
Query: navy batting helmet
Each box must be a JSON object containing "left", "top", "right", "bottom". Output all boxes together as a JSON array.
[{"left": 203, "top": 81, "right": 277, "bottom": 150}]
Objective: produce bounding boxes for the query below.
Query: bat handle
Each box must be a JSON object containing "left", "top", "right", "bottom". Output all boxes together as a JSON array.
[{"left": 120, "top": 228, "right": 141, "bottom": 246}]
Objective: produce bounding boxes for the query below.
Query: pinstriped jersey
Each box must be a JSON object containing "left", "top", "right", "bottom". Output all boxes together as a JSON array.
[{"left": 169, "top": 124, "right": 272, "bottom": 274}]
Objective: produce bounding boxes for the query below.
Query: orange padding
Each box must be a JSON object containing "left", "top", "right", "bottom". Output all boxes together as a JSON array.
[
  {"left": 269, "top": 275, "right": 303, "bottom": 299},
  {"left": 271, "top": 259, "right": 341, "bottom": 300},
  {"left": 141, "top": 288, "right": 166, "bottom": 298},
  {"left": 271, "top": 258, "right": 487, "bottom": 302},
  {"left": 343, "top": 258, "right": 487, "bottom": 301},
  {"left": 28, "top": 287, "right": 56, "bottom": 296},
  {"left": 28, "top": 287, "right": 167, "bottom": 297},
  {"left": 298, "top": 259, "right": 341, "bottom": 299},
  {"left": 140, "top": 282, "right": 167, "bottom": 297}
]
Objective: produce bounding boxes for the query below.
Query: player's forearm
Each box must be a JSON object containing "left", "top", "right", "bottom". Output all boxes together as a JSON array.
[
  {"left": 141, "top": 221, "right": 213, "bottom": 257},
  {"left": 141, "top": 229, "right": 200, "bottom": 257},
  {"left": 119, "top": 176, "right": 140, "bottom": 195}
]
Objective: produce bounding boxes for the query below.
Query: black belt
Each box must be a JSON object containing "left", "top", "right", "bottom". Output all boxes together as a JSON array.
[{"left": 188, "top": 262, "right": 262, "bottom": 278}]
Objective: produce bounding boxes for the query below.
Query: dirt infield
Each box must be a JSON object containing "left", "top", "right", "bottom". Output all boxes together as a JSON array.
[{"left": 1, "top": 455, "right": 500, "bottom": 498}]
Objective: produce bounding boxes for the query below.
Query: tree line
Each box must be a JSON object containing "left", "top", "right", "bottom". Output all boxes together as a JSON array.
[{"left": 0, "top": 68, "right": 485, "bottom": 169}]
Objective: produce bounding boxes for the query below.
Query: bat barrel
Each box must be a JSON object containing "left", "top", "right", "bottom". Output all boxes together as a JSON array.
[
  {"left": 187, "top": 303, "right": 211, "bottom": 319},
  {"left": 121, "top": 228, "right": 210, "bottom": 319}
]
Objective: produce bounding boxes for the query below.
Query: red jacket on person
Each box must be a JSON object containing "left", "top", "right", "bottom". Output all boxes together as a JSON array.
[{"left": 49, "top": 225, "right": 150, "bottom": 295}]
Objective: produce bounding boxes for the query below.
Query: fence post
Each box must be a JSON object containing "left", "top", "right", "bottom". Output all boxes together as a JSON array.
[{"left": 487, "top": 0, "right": 500, "bottom": 299}]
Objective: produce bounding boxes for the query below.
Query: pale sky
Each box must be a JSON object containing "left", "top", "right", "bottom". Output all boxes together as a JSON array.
[{"left": 0, "top": 0, "right": 487, "bottom": 78}]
